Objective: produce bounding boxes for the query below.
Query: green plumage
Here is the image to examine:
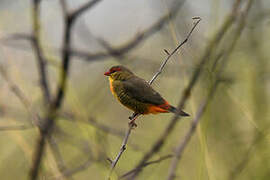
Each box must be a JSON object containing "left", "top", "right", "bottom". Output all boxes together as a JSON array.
[
  {"left": 111, "top": 79, "right": 149, "bottom": 114},
  {"left": 106, "top": 65, "right": 189, "bottom": 116},
  {"left": 109, "top": 67, "right": 166, "bottom": 114}
]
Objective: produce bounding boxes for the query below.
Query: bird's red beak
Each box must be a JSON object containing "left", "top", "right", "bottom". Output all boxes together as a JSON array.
[{"left": 104, "top": 71, "right": 111, "bottom": 76}]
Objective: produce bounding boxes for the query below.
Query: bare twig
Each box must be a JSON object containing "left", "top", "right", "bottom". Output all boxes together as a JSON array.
[
  {"left": 30, "top": 1, "right": 102, "bottom": 179},
  {"left": 120, "top": 154, "right": 173, "bottom": 179},
  {"left": 47, "top": 136, "right": 74, "bottom": 180},
  {"left": 167, "top": 1, "right": 254, "bottom": 179},
  {"left": 0, "top": 65, "right": 30, "bottom": 111},
  {"left": 127, "top": 1, "right": 244, "bottom": 179},
  {"left": 167, "top": 82, "right": 219, "bottom": 180},
  {"left": 4, "top": 0, "right": 188, "bottom": 62},
  {"left": 229, "top": 129, "right": 267, "bottom": 180},
  {"left": 88, "top": 117, "right": 126, "bottom": 137},
  {"left": 108, "top": 17, "right": 201, "bottom": 179},
  {"left": 69, "top": 0, "right": 102, "bottom": 19},
  {"left": 229, "top": 3, "right": 268, "bottom": 179},
  {"left": 32, "top": 0, "right": 51, "bottom": 104},
  {"left": 0, "top": 56, "right": 72, "bottom": 179},
  {"left": 48, "top": 138, "right": 94, "bottom": 180},
  {"left": 0, "top": 124, "right": 34, "bottom": 131},
  {"left": 60, "top": 115, "right": 141, "bottom": 150},
  {"left": 3, "top": 0, "right": 188, "bottom": 64},
  {"left": 60, "top": 113, "right": 131, "bottom": 142},
  {"left": 108, "top": 125, "right": 133, "bottom": 178},
  {"left": 57, "top": 156, "right": 93, "bottom": 179},
  {"left": 0, "top": 63, "right": 40, "bottom": 125},
  {"left": 148, "top": 17, "right": 201, "bottom": 86},
  {"left": 72, "top": 0, "right": 188, "bottom": 61}
]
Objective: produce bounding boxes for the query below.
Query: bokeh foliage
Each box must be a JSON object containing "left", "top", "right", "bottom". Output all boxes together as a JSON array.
[{"left": 0, "top": 0, "right": 269, "bottom": 179}]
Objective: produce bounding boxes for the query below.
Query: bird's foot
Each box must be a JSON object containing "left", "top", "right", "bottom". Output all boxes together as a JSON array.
[
  {"left": 128, "top": 113, "right": 139, "bottom": 129},
  {"left": 129, "top": 112, "right": 138, "bottom": 120},
  {"left": 129, "top": 121, "right": 137, "bottom": 128}
]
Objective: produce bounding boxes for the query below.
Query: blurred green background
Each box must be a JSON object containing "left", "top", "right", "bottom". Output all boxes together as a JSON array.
[{"left": 0, "top": 0, "right": 269, "bottom": 179}]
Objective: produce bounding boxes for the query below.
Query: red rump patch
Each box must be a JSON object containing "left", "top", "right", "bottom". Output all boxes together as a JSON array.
[
  {"left": 158, "top": 101, "right": 171, "bottom": 110},
  {"left": 145, "top": 101, "right": 171, "bottom": 114}
]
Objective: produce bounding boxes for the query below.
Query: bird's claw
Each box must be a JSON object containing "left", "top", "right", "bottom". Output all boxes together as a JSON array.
[
  {"left": 129, "top": 113, "right": 138, "bottom": 120},
  {"left": 129, "top": 113, "right": 139, "bottom": 128},
  {"left": 129, "top": 121, "right": 137, "bottom": 128}
]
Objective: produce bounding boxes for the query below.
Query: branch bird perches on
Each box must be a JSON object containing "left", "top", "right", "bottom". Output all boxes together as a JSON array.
[{"left": 107, "top": 17, "right": 201, "bottom": 179}]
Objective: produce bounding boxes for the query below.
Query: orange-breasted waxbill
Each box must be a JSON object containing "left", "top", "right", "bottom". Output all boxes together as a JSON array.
[{"left": 104, "top": 65, "right": 189, "bottom": 117}]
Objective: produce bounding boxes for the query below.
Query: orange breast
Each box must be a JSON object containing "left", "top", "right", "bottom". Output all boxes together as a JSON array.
[{"left": 109, "top": 77, "right": 116, "bottom": 96}]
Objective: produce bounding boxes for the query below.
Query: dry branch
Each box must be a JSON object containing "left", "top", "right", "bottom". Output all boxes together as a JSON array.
[
  {"left": 120, "top": 154, "right": 173, "bottom": 179},
  {"left": 60, "top": 156, "right": 93, "bottom": 178},
  {"left": 0, "top": 63, "right": 40, "bottom": 125},
  {"left": 0, "top": 125, "right": 34, "bottom": 131},
  {"left": 229, "top": 128, "right": 267, "bottom": 180},
  {"left": 70, "top": 1, "right": 188, "bottom": 61},
  {"left": 108, "top": 125, "right": 133, "bottom": 178},
  {"left": 0, "top": 55, "right": 71, "bottom": 179},
  {"left": 32, "top": 0, "right": 51, "bottom": 104},
  {"left": 47, "top": 136, "right": 74, "bottom": 180},
  {"left": 108, "top": 17, "right": 201, "bottom": 179},
  {"left": 3, "top": 0, "right": 188, "bottom": 63},
  {"left": 167, "top": 1, "right": 254, "bottom": 179},
  {"left": 127, "top": 0, "right": 245, "bottom": 178},
  {"left": 30, "top": 0, "right": 103, "bottom": 179},
  {"left": 167, "top": 82, "right": 219, "bottom": 180}
]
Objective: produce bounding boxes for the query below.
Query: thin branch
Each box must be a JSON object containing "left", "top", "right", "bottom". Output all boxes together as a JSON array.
[
  {"left": 229, "top": 129, "right": 266, "bottom": 180},
  {"left": 59, "top": 113, "right": 125, "bottom": 139},
  {"left": 32, "top": 0, "right": 51, "bottom": 104},
  {"left": 3, "top": 0, "right": 188, "bottom": 63},
  {"left": 148, "top": 17, "right": 201, "bottom": 85},
  {"left": 69, "top": 0, "right": 102, "bottom": 20},
  {"left": 0, "top": 57, "right": 71, "bottom": 180},
  {"left": 0, "top": 64, "right": 30, "bottom": 110},
  {"left": 167, "top": 82, "right": 219, "bottom": 180},
  {"left": 70, "top": 0, "right": 188, "bottom": 61},
  {"left": 47, "top": 135, "right": 94, "bottom": 179},
  {"left": 0, "top": 61, "right": 72, "bottom": 179},
  {"left": 0, "top": 58, "right": 72, "bottom": 180},
  {"left": 0, "top": 63, "right": 40, "bottom": 126},
  {"left": 108, "top": 125, "right": 133, "bottom": 178},
  {"left": 57, "top": 156, "right": 93, "bottom": 178},
  {"left": 88, "top": 117, "right": 126, "bottom": 137},
  {"left": 52, "top": 126, "right": 94, "bottom": 154},
  {"left": 59, "top": 115, "right": 141, "bottom": 151},
  {"left": 53, "top": 0, "right": 102, "bottom": 109},
  {"left": 120, "top": 154, "right": 173, "bottom": 179},
  {"left": 47, "top": 136, "right": 74, "bottom": 180},
  {"left": 0, "top": 124, "right": 34, "bottom": 131},
  {"left": 108, "top": 17, "right": 201, "bottom": 179},
  {"left": 127, "top": 0, "right": 244, "bottom": 178},
  {"left": 167, "top": 1, "right": 254, "bottom": 179},
  {"left": 30, "top": 0, "right": 102, "bottom": 179}
]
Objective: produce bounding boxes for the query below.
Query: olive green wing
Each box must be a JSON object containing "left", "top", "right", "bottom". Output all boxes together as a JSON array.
[{"left": 122, "top": 77, "right": 165, "bottom": 105}]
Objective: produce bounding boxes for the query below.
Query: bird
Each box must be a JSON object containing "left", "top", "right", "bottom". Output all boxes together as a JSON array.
[{"left": 104, "top": 65, "right": 189, "bottom": 120}]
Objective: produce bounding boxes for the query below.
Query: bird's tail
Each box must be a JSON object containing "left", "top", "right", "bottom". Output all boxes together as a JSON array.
[{"left": 167, "top": 105, "right": 190, "bottom": 116}]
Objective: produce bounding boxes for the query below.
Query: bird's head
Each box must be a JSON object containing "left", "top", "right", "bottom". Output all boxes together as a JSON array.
[{"left": 104, "top": 65, "right": 133, "bottom": 80}]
